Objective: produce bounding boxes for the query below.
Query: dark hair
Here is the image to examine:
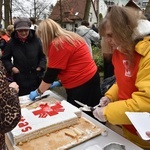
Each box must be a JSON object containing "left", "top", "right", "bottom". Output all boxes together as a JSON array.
[
  {"left": 81, "top": 20, "right": 89, "bottom": 27},
  {"left": 30, "top": 17, "right": 36, "bottom": 24},
  {"left": 92, "top": 24, "right": 98, "bottom": 33}
]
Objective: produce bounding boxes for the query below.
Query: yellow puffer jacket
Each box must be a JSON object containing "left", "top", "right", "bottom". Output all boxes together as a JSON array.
[{"left": 104, "top": 36, "right": 150, "bottom": 149}]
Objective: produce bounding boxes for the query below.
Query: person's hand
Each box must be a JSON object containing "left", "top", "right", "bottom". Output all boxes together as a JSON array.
[
  {"left": 0, "top": 49, "right": 2, "bottom": 58},
  {"left": 29, "top": 90, "right": 39, "bottom": 100},
  {"left": 93, "top": 106, "right": 107, "bottom": 122},
  {"left": 12, "top": 67, "right": 20, "bottom": 74},
  {"left": 36, "top": 67, "right": 41, "bottom": 71},
  {"left": 99, "top": 96, "right": 111, "bottom": 107},
  {"left": 50, "top": 81, "right": 61, "bottom": 89},
  {"left": 9, "top": 82, "right": 19, "bottom": 93}
]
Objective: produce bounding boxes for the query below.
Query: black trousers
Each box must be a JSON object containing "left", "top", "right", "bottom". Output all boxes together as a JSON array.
[{"left": 66, "top": 71, "right": 102, "bottom": 117}]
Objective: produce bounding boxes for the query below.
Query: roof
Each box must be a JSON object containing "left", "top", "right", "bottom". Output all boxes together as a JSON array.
[
  {"left": 49, "top": 0, "right": 88, "bottom": 23},
  {"left": 125, "top": 0, "right": 141, "bottom": 10}
]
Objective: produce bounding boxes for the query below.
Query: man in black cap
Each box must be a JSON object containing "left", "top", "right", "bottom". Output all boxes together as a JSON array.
[{"left": 1, "top": 17, "right": 47, "bottom": 96}]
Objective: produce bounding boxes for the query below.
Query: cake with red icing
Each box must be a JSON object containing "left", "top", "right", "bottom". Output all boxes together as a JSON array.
[{"left": 9, "top": 100, "right": 81, "bottom": 145}]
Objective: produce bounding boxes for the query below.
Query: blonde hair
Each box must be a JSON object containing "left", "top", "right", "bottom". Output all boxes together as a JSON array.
[
  {"left": 7, "top": 25, "right": 14, "bottom": 31},
  {"left": 36, "top": 18, "right": 84, "bottom": 55},
  {"left": 99, "top": 6, "right": 146, "bottom": 62},
  {"left": 0, "top": 28, "right": 6, "bottom": 35},
  {"left": 6, "top": 25, "right": 14, "bottom": 36}
]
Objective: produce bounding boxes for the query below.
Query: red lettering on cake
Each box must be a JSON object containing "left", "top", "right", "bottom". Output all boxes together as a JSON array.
[
  {"left": 22, "top": 126, "right": 32, "bottom": 132},
  {"left": 18, "top": 116, "right": 32, "bottom": 132},
  {"left": 20, "top": 116, "right": 26, "bottom": 122},
  {"left": 18, "top": 122, "right": 29, "bottom": 128},
  {"left": 32, "top": 102, "right": 65, "bottom": 118}
]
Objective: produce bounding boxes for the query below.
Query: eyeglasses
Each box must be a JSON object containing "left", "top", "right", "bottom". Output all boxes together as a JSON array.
[{"left": 17, "top": 29, "right": 29, "bottom": 32}]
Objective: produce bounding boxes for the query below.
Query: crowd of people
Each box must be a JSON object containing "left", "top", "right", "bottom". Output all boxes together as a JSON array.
[{"left": 0, "top": 5, "right": 150, "bottom": 150}]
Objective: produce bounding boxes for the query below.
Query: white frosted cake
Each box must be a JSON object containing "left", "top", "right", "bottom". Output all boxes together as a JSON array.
[{"left": 9, "top": 100, "right": 81, "bottom": 145}]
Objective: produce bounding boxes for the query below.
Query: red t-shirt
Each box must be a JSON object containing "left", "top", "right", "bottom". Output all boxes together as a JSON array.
[
  {"left": 2, "top": 35, "right": 9, "bottom": 42},
  {"left": 113, "top": 50, "right": 141, "bottom": 99},
  {"left": 113, "top": 49, "right": 141, "bottom": 135},
  {"left": 48, "top": 40, "right": 97, "bottom": 89}
]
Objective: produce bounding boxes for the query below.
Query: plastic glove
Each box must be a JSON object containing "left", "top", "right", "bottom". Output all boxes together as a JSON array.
[
  {"left": 93, "top": 106, "right": 107, "bottom": 122},
  {"left": 99, "top": 96, "right": 111, "bottom": 107},
  {"left": 50, "top": 81, "right": 61, "bottom": 89},
  {"left": 29, "top": 90, "right": 39, "bottom": 101}
]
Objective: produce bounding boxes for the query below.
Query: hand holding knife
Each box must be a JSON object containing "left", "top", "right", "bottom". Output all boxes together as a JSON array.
[
  {"left": 74, "top": 100, "right": 101, "bottom": 112},
  {"left": 26, "top": 94, "right": 50, "bottom": 107}
]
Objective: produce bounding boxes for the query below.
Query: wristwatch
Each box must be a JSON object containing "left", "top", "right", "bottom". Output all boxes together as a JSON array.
[{"left": 36, "top": 88, "right": 43, "bottom": 96}]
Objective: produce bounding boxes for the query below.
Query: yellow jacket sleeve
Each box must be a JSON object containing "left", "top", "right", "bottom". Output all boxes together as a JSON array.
[{"left": 105, "top": 83, "right": 118, "bottom": 102}]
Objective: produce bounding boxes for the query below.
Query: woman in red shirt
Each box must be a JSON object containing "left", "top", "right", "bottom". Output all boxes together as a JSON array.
[{"left": 29, "top": 19, "right": 102, "bottom": 117}]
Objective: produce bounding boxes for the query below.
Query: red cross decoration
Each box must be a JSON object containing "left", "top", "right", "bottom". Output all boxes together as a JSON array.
[{"left": 32, "top": 102, "right": 65, "bottom": 118}]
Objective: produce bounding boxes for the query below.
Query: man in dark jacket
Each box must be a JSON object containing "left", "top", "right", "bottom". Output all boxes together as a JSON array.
[
  {"left": 0, "top": 36, "right": 6, "bottom": 57},
  {"left": 0, "top": 29, "right": 7, "bottom": 57},
  {"left": 2, "top": 17, "right": 46, "bottom": 96}
]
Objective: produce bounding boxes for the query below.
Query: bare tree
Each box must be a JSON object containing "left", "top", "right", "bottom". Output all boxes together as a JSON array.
[
  {"left": 0, "top": 0, "right": 3, "bottom": 25},
  {"left": 4, "top": 0, "right": 11, "bottom": 28},
  {"left": 0, "top": 0, "right": 13, "bottom": 28},
  {"left": 12, "top": 0, "right": 54, "bottom": 20},
  {"left": 12, "top": 0, "right": 29, "bottom": 17}
]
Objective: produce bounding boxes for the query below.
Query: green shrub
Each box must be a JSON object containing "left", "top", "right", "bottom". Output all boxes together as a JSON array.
[{"left": 92, "top": 46, "right": 104, "bottom": 72}]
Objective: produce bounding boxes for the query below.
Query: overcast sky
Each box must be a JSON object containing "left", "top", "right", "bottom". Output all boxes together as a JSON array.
[
  {"left": 12, "top": 0, "right": 58, "bottom": 17},
  {"left": 12, "top": 0, "right": 131, "bottom": 18}
]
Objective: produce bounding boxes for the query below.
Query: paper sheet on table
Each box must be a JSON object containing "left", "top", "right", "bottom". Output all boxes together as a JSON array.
[{"left": 125, "top": 112, "right": 150, "bottom": 140}]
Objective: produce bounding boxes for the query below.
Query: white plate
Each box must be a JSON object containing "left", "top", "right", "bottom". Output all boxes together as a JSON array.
[{"left": 125, "top": 112, "right": 150, "bottom": 140}]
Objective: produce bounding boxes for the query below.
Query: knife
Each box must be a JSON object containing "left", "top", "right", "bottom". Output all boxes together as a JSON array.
[
  {"left": 74, "top": 100, "right": 87, "bottom": 107},
  {"left": 26, "top": 94, "right": 50, "bottom": 107},
  {"left": 74, "top": 100, "right": 101, "bottom": 111}
]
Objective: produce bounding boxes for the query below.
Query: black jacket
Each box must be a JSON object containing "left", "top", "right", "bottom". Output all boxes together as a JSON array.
[
  {"left": 1, "top": 30, "right": 46, "bottom": 96},
  {"left": 0, "top": 38, "right": 6, "bottom": 51}
]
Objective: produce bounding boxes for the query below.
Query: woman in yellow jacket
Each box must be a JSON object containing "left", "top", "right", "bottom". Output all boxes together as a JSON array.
[{"left": 93, "top": 6, "right": 150, "bottom": 149}]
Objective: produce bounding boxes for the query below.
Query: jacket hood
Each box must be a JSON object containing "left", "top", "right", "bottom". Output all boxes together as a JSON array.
[
  {"left": 132, "top": 19, "right": 150, "bottom": 40},
  {"left": 76, "top": 25, "right": 91, "bottom": 36}
]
